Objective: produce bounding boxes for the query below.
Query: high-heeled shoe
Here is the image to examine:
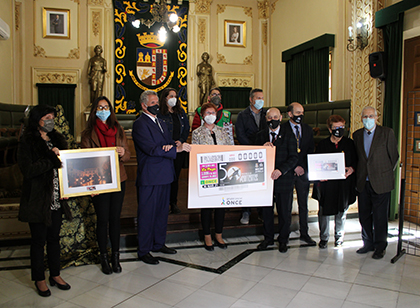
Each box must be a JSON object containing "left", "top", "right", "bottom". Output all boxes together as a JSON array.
[
  {"left": 111, "top": 252, "right": 122, "bottom": 273},
  {"left": 35, "top": 281, "right": 51, "bottom": 297},
  {"left": 214, "top": 240, "right": 227, "bottom": 249},
  {"left": 204, "top": 243, "right": 214, "bottom": 251},
  {"left": 100, "top": 253, "right": 112, "bottom": 275},
  {"left": 49, "top": 276, "right": 71, "bottom": 290}
]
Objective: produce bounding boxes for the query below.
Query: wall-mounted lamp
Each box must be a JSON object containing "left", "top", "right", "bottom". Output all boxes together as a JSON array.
[{"left": 347, "top": 19, "right": 368, "bottom": 52}]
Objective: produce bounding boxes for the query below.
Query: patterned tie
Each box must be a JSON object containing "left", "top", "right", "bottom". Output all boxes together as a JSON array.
[
  {"left": 295, "top": 125, "right": 300, "bottom": 152},
  {"left": 270, "top": 132, "right": 277, "bottom": 143}
]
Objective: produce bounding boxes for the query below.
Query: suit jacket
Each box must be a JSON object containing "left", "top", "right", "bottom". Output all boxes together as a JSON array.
[
  {"left": 236, "top": 106, "right": 268, "bottom": 145},
  {"left": 353, "top": 125, "right": 399, "bottom": 194},
  {"left": 281, "top": 121, "right": 314, "bottom": 173},
  {"left": 132, "top": 114, "right": 176, "bottom": 186},
  {"left": 255, "top": 127, "right": 299, "bottom": 193}
]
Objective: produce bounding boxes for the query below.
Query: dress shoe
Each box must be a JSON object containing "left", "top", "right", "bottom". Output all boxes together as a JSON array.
[
  {"left": 100, "top": 253, "right": 112, "bottom": 274},
  {"left": 334, "top": 239, "right": 343, "bottom": 247},
  {"left": 356, "top": 246, "right": 375, "bottom": 254},
  {"left": 139, "top": 253, "right": 159, "bottom": 265},
  {"left": 372, "top": 249, "right": 386, "bottom": 259},
  {"left": 318, "top": 240, "right": 328, "bottom": 249},
  {"left": 214, "top": 240, "right": 227, "bottom": 249},
  {"left": 257, "top": 239, "right": 274, "bottom": 250},
  {"left": 204, "top": 243, "right": 214, "bottom": 251},
  {"left": 279, "top": 242, "right": 288, "bottom": 253},
  {"left": 300, "top": 235, "right": 316, "bottom": 246},
  {"left": 111, "top": 252, "right": 122, "bottom": 273},
  {"left": 152, "top": 245, "right": 177, "bottom": 254},
  {"left": 49, "top": 276, "right": 71, "bottom": 290},
  {"left": 35, "top": 281, "right": 51, "bottom": 297}
]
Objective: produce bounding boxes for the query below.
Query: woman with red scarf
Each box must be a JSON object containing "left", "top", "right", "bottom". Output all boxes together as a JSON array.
[{"left": 81, "top": 96, "right": 130, "bottom": 275}]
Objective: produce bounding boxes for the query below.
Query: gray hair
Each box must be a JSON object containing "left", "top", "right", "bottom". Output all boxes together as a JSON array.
[
  {"left": 361, "top": 106, "right": 377, "bottom": 117},
  {"left": 139, "top": 90, "right": 158, "bottom": 106}
]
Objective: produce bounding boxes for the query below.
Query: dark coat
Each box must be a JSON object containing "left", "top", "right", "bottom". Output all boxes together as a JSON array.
[
  {"left": 255, "top": 127, "right": 298, "bottom": 193},
  {"left": 353, "top": 125, "right": 399, "bottom": 194},
  {"left": 236, "top": 106, "right": 268, "bottom": 145},
  {"left": 157, "top": 109, "right": 190, "bottom": 143},
  {"left": 18, "top": 129, "right": 71, "bottom": 225},
  {"left": 312, "top": 136, "right": 357, "bottom": 215}
]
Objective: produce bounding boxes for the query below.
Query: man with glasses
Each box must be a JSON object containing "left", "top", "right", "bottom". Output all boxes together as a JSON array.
[
  {"left": 191, "top": 87, "right": 232, "bottom": 131},
  {"left": 353, "top": 106, "right": 399, "bottom": 259}
]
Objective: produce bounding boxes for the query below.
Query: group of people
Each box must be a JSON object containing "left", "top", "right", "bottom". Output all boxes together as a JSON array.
[{"left": 17, "top": 86, "right": 398, "bottom": 298}]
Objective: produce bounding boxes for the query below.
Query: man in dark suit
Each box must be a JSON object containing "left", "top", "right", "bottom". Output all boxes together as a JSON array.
[
  {"left": 353, "top": 106, "right": 399, "bottom": 259},
  {"left": 236, "top": 88, "right": 268, "bottom": 224},
  {"left": 133, "top": 90, "right": 191, "bottom": 264},
  {"left": 255, "top": 108, "right": 299, "bottom": 253},
  {"left": 281, "top": 102, "right": 316, "bottom": 245}
]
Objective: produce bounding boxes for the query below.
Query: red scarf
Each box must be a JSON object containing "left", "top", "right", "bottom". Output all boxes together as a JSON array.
[{"left": 94, "top": 118, "right": 117, "bottom": 147}]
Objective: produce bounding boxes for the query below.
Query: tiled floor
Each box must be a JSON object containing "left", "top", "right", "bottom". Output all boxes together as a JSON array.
[{"left": 1, "top": 219, "right": 420, "bottom": 308}]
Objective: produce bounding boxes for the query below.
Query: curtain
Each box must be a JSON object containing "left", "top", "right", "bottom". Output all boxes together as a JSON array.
[
  {"left": 285, "top": 47, "right": 329, "bottom": 105},
  {"left": 36, "top": 84, "right": 76, "bottom": 135},
  {"left": 219, "top": 87, "right": 251, "bottom": 108}
]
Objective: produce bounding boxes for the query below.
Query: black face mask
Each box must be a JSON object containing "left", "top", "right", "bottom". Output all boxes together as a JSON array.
[
  {"left": 267, "top": 119, "right": 280, "bottom": 130},
  {"left": 210, "top": 96, "right": 221, "bottom": 107},
  {"left": 292, "top": 114, "right": 304, "bottom": 124},
  {"left": 146, "top": 104, "right": 159, "bottom": 115},
  {"left": 332, "top": 127, "right": 345, "bottom": 138}
]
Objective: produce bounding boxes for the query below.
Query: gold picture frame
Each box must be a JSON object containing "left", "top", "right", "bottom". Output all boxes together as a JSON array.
[
  {"left": 42, "top": 7, "right": 70, "bottom": 39},
  {"left": 224, "top": 20, "right": 246, "bottom": 48},
  {"left": 58, "top": 147, "right": 121, "bottom": 198}
]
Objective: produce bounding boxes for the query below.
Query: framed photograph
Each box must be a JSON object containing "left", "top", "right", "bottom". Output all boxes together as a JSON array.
[
  {"left": 58, "top": 148, "right": 121, "bottom": 198},
  {"left": 42, "top": 7, "right": 70, "bottom": 39},
  {"left": 224, "top": 20, "right": 246, "bottom": 47},
  {"left": 415, "top": 112, "right": 420, "bottom": 127},
  {"left": 307, "top": 152, "right": 346, "bottom": 181},
  {"left": 414, "top": 139, "right": 420, "bottom": 153}
]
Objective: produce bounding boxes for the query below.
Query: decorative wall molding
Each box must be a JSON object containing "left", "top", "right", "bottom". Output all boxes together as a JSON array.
[
  {"left": 36, "top": 73, "right": 77, "bottom": 84},
  {"left": 88, "top": 0, "right": 103, "bottom": 5},
  {"left": 68, "top": 48, "right": 80, "bottom": 59},
  {"left": 216, "top": 52, "right": 226, "bottom": 64},
  {"left": 72, "top": 0, "right": 80, "bottom": 3},
  {"left": 195, "top": 0, "right": 212, "bottom": 14},
  {"left": 217, "top": 4, "right": 226, "bottom": 14},
  {"left": 216, "top": 73, "right": 254, "bottom": 88},
  {"left": 244, "top": 7, "right": 252, "bottom": 18},
  {"left": 262, "top": 22, "right": 267, "bottom": 45},
  {"left": 198, "top": 18, "right": 206, "bottom": 43},
  {"left": 257, "top": 0, "right": 277, "bottom": 19},
  {"left": 92, "top": 11, "right": 101, "bottom": 37},
  {"left": 34, "top": 45, "right": 46, "bottom": 57},
  {"left": 243, "top": 54, "right": 253, "bottom": 65},
  {"left": 15, "top": 2, "right": 21, "bottom": 31}
]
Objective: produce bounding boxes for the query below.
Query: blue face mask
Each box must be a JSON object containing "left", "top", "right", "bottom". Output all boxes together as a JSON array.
[
  {"left": 96, "top": 110, "right": 111, "bottom": 122},
  {"left": 363, "top": 117, "right": 375, "bottom": 130},
  {"left": 254, "top": 99, "right": 264, "bottom": 110}
]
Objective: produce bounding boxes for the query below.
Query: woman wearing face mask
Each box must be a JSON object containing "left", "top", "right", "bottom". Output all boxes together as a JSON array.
[
  {"left": 192, "top": 103, "right": 234, "bottom": 251},
  {"left": 18, "top": 105, "right": 72, "bottom": 297},
  {"left": 157, "top": 88, "right": 190, "bottom": 214},
  {"left": 312, "top": 115, "right": 357, "bottom": 249},
  {"left": 81, "top": 96, "right": 130, "bottom": 274}
]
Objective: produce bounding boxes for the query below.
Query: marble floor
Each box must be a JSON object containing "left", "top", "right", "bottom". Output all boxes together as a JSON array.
[{"left": 1, "top": 218, "right": 420, "bottom": 308}]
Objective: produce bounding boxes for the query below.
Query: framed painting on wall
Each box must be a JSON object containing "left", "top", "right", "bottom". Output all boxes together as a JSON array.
[
  {"left": 42, "top": 7, "right": 70, "bottom": 39},
  {"left": 224, "top": 20, "right": 246, "bottom": 47}
]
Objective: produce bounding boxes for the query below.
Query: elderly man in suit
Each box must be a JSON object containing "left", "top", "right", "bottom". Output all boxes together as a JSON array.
[
  {"left": 353, "top": 106, "right": 399, "bottom": 259},
  {"left": 133, "top": 90, "right": 191, "bottom": 265},
  {"left": 281, "top": 102, "right": 316, "bottom": 245},
  {"left": 255, "top": 107, "right": 298, "bottom": 253}
]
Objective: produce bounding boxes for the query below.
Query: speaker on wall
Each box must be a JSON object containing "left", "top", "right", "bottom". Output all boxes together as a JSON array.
[{"left": 369, "top": 52, "right": 387, "bottom": 80}]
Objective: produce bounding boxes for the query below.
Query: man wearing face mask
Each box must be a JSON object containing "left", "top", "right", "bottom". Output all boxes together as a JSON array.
[
  {"left": 280, "top": 102, "right": 316, "bottom": 245},
  {"left": 132, "top": 90, "right": 191, "bottom": 265},
  {"left": 236, "top": 88, "right": 268, "bottom": 224},
  {"left": 191, "top": 87, "right": 232, "bottom": 131},
  {"left": 255, "top": 108, "right": 298, "bottom": 253},
  {"left": 353, "top": 106, "right": 399, "bottom": 259}
]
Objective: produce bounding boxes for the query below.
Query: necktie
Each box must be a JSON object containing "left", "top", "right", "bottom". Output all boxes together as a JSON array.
[
  {"left": 270, "top": 132, "right": 277, "bottom": 143},
  {"left": 155, "top": 118, "right": 163, "bottom": 133},
  {"left": 295, "top": 125, "right": 300, "bottom": 152},
  {"left": 367, "top": 131, "right": 371, "bottom": 135}
]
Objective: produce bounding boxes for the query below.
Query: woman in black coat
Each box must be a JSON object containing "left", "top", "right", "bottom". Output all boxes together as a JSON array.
[
  {"left": 18, "top": 105, "right": 72, "bottom": 297},
  {"left": 313, "top": 114, "right": 357, "bottom": 249}
]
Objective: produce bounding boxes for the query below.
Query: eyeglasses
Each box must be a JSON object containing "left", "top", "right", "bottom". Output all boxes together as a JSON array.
[
  {"left": 362, "top": 115, "right": 375, "bottom": 119},
  {"left": 210, "top": 93, "right": 221, "bottom": 97},
  {"left": 97, "top": 105, "right": 110, "bottom": 111},
  {"left": 332, "top": 125, "right": 345, "bottom": 129}
]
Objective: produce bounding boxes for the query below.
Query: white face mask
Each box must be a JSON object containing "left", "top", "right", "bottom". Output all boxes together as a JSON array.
[
  {"left": 204, "top": 114, "right": 216, "bottom": 125},
  {"left": 167, "top": 97, "right": 177, "bottom": 107}
]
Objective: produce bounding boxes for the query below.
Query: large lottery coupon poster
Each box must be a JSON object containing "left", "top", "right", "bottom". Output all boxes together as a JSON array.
[{"left": 188, "top": 145, "right": 275, "bottom": 209}]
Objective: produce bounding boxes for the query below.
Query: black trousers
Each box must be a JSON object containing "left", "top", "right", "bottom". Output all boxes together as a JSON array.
[
  {"left": 358, "top": 181, "right": 390, "bottom": 251},
  {"left": 29, "top": 208, "right": 62, "bottom": 281},
  {"left": 293, "top": 175, "right": 310, "bottom": 236},
  {"left": 170, "top": 151, "right": 186, "bottom": 206},
  {"left": 201, "top": 208, "right": 225, "bottom": 235},
  {"left": 262, "top": 190, "right": 293, "bottom": 243},
  {"left": 92, "top": 181, "right": 126, "bottom": 254}
]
